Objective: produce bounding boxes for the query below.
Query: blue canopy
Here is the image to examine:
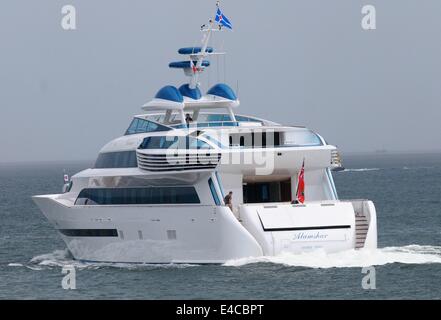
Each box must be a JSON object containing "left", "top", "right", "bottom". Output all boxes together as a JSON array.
[
  {"left": 179, "top": 84, "right": 202, "bottom": 100},
  {"left": 178, "top": 47, "right": 214, "bottom": 55},
  {"left": 207, "top": 83, "right": 237, "bottom": 100},
  {"left": 169, "top": 61, "right": 210, "bottom": 69},
  {"left": 155, "top": 86, "right": 183, "bottom": 103}
]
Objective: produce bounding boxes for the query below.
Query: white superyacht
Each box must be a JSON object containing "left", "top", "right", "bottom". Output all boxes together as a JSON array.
[{"left": 33, "top": 5, "right": 377, "bottom": 263}]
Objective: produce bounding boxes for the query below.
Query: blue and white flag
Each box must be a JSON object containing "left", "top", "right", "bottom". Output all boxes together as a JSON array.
[{"left": 215, "top": 7, "right": 232, "bottom": 29}]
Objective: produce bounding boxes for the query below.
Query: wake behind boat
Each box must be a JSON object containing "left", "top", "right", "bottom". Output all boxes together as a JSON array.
[{"left": 32, "top": 4, "right": 377, "bottom": 264}]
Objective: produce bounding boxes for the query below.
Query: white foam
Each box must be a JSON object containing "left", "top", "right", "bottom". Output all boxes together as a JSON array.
[
  {"left": 29, "top": 249, "right": 101, "bottom": 269},
  {"left": 28, "top": 249, "right": 197, "bottom": 269},
  {"left": 342, "top": 168, "right": 380, "bottom": 172},
  {"left": 30, "top": 249, "right": 75, "bottom": 267},
  {"left": 7, "top": 263, "right": 23, "bottom": 267},
  {"left": 224, "top": 245, "right": 441, "bottom": 268},
  {"left": 25, "top": 266, "right": 44, "bottom": 271},
  {"left": 25, "top": 245, "right": 441, "bottom": 270},
  {"left": 402, "top": 166, "right": 435, "bottom": 170}
]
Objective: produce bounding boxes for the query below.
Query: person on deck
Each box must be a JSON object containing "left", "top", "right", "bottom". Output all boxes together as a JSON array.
[
  {"left": 224, "top": 191, "right": 233, "bottom": 211},
  {"left": 185, "top": 113, "right": 193, "bottom": 123}
]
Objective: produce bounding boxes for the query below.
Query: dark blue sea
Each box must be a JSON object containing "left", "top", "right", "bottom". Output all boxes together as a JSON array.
[{"left": 0, "top": 153, "right": 440, "bottom": 299}]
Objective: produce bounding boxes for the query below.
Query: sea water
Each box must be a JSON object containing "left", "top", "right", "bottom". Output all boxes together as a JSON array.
[{"left": 0, "top": 153, "right": 440, "bottom": 299}]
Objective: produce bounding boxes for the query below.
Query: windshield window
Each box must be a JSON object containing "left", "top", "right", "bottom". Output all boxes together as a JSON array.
[
  {"left": 139, "top": 136, "right": 212, "bottom": 150},
  {"left": 125, "top": 118, "right": 171, "bottom": 135}
]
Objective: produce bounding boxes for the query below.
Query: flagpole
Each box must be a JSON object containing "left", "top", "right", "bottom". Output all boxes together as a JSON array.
[
  {"left": 295, "top": 171, "right": 300, "bottom": 201},
  {"left": 294, "top": 158, "right": 305, "bottom": 201},
  {"left": 189, "top": 1, "right": 229, "bottom": 89},
  {"left": 295, "top": 175, "right": 299, "bottom": 200},
  {"left": 189, "top": 5, "right": 218, "bottom": 89}
]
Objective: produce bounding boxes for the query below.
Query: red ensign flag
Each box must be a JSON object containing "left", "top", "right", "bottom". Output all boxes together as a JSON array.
[{"left": 296, "top": 160, "right": 305, "bottom": 203}]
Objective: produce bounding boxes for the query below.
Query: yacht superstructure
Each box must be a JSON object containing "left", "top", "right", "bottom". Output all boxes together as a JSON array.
[{"left": 33, "top": 5, "right": 377, "bottom": 263}]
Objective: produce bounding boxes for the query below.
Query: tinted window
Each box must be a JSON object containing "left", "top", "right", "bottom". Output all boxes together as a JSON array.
[
  {"left": 235, "top": 115, "right": 263, "bottom": 123},
  {"left": 215, "top": 172, "right": 225, "bottom": 198},
  {"left": 208, "top": 178, "right": 221, "bottom": 205},
  {"left": 229, "top": 132, "right": 281, "bottom": 148},
  {"left": 283, "top": 130, "right": 323, "bottom": 146},
  {"left": 59, "top": 229, "right": 118, "bottom": 237},
  {"left": 206, "top": 114, "right": 231, "bottom": 121},
  {"left": 139, "top": 136, "right": 212, "bottom": 150},
  {"left": 94, "top": 151, "right": 138, "bottom": 168},
  {"left": 125, "top": 118, "right": 171, "bottom": 135},
  {"left": 75, "top": 187, "right": 200, "bottom": 205}
]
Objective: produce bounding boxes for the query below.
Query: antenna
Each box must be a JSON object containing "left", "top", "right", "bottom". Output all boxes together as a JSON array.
[
  {"left": 236, "top": 79, "right": 239, "bottom": 98},
  {"left": 223, "top": 52, "right": 227, "bottom": 83},
  {"left": 169, "top": 2, "right": 230, "bottom": 90}
]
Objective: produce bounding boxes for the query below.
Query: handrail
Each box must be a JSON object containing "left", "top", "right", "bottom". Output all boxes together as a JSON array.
[{"left": 171, "top": 121, "right": 241, "bottom": 129}]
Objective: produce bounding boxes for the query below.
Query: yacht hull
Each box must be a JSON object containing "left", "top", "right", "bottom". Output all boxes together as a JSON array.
[
  {"left": 32, "top": 196, "right": 377, "bottom": 263},
  {"left": 32, "top": 195, "right": 263, "bottom": 263}
]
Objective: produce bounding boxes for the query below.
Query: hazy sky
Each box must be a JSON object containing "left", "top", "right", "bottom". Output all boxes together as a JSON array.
[{"left": 1, "top": 0, "right": 441, "bottom": 162}]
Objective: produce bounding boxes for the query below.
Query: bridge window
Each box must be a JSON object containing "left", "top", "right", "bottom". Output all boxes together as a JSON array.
[
  {"left": 75, "top": 186, "right": 200, "bottom": 205},
  {"left": 283, "top": 130, "right": 323, "bottom": 147},
  {"left": 94, "top": 151, "right": 138, "bottom": 168},
  {"left": 138, "top": 136, "right": 212, "bottom": 150},
  {"left": 229, "top": 130, "right": 322, "bottom": 148},
  {"left": 235, "top": 115, "right": 263, "bottom": 123},
  {"left": 125, "top": 118, "right": 171, "bottom": 135},
  {"left": 205, "top": 114, "right": 232, "bottom": 121}
]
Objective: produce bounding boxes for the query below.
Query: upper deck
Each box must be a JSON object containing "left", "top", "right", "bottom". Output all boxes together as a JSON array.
[
  {"left": 117, "top": 111, "right": 325, "bottom": 150},
  {"left": 92, "top": 13, "right": 343, "bottom": 172},
  {"left": 125, "top": 112, "right": 279, "bottom": 134}
]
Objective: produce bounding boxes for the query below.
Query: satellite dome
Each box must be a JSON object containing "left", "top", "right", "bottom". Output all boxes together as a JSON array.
[
  {"left": 207, "top": 83, "right": 237, "bottom": 100},
  {"left": 179, "top": 84, "right": 202, "bottom": 100},
  {"left": 155, "top": 86, "right": 183, "bottom": 103}
]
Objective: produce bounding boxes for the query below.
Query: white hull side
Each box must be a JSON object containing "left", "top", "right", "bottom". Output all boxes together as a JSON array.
[
  {"left": 32, "top": 196, "right": 377, "bottom": 263},
  {"left": 32, "top": 195, "right": 262, "bottom": 263}
]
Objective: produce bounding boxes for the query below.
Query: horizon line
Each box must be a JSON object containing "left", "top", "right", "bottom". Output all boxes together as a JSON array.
[{"left": 0, "top": 149, "right": 440, "bottom": 166}]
